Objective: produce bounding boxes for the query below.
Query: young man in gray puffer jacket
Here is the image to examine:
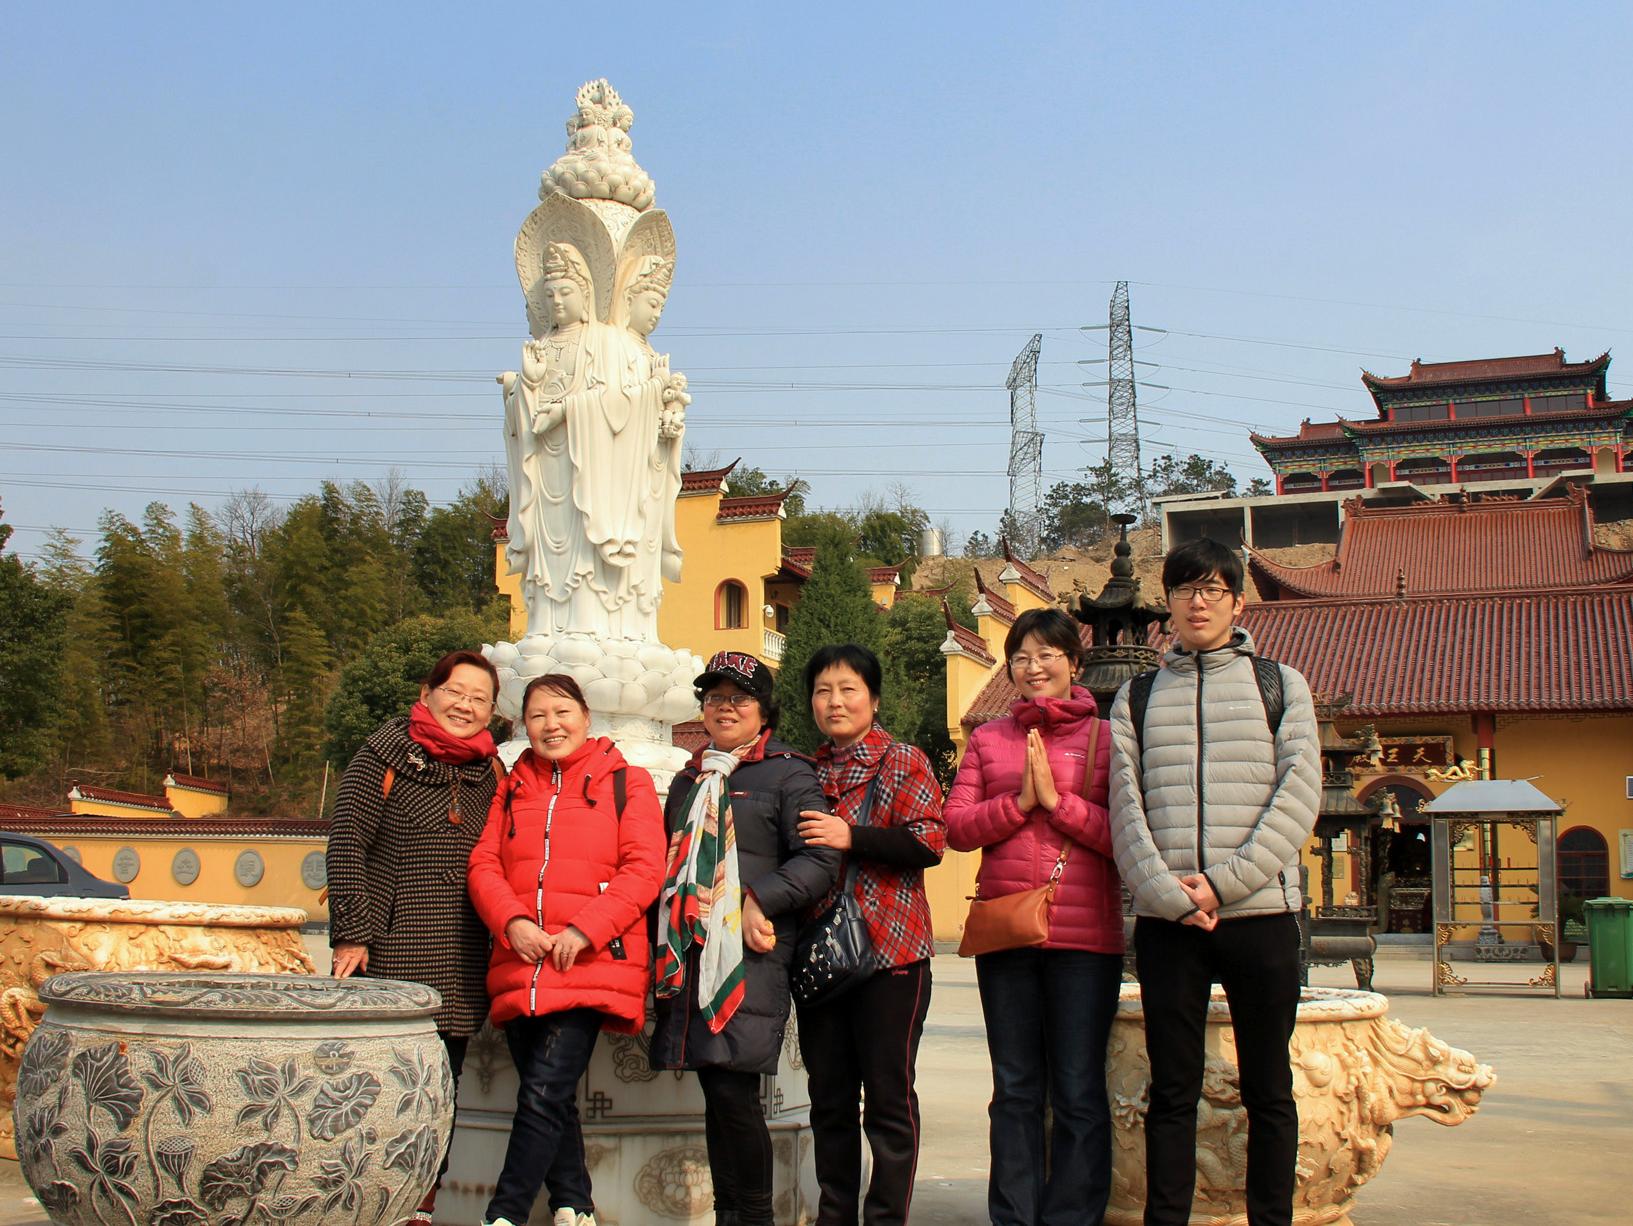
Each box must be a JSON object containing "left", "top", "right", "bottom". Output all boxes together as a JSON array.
[{"left": 1109, "top": 538, "right": 1321, "bottom": 1226}]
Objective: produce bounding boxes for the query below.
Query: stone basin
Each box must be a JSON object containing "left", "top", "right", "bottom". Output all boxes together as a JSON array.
[
  {"left": 1105, "top": 984, "right": 1496, "bottom": 1226},
  {"left": 0, "top": 895, "right": 313, "bottom": 1159},
  {"left": 14, "top": 971, "right": 452, "bottom": 1226}
]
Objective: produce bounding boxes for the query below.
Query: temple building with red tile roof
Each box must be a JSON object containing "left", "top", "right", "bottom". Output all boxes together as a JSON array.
[{"left": 1158, "top": 348, "right": 1633, "bottom": 555}]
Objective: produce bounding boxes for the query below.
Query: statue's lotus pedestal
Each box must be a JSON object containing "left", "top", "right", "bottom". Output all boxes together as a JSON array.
[
  {"left": 486, "top": 633, "right": 699, "bottom": 790},
  {"left": 441, "top": 1020, "right": 816, "bottom": 1225},
  {"left": 0, "top": 896, "right": 313, "bottom": 1160},
  {"left": 14, "top": 971, "right": 452, "bottom": 1226},
  {"left": 1105, "top": 985, "right": 1496, "bottom": 1226}
]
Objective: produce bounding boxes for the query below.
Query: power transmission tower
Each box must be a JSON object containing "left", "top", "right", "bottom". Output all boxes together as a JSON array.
[
  {"left": 1005, "top": 333, "right": 1044, "bottom": 559},
  {"left": 1105, "top": 282, "right": 1146, "bottom": 516}
]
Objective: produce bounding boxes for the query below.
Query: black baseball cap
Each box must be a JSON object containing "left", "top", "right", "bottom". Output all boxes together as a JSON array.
[{"left": 694, "top": 650, "right": 775, "bottom": 702}]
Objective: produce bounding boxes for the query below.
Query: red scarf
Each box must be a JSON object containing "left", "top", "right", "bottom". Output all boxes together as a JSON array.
[{"left": 408, "top": 701, "right": 498, "bottom": 764}]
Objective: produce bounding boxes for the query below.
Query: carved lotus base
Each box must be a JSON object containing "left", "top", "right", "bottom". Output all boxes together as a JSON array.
[
  {"left": 488, "top": 633, "right": 703, "bottom": 728},
  {"left": 1105, "top": 986, "right": 1495, "bottom": 1226},
  {"left": 0, "top": 896, "right": 313, "bottom": 1160},
  {"left": 14, "top": 971, "right": 452, "bottom": 1226}
]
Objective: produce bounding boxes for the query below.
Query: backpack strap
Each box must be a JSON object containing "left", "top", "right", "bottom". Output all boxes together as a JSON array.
[
  {"left": 1253, "top": 656, "right": 1286, "bottom": 736},
  {"left": 381, "top": 765, "right": 396, "bottom": 801},
  {"left": 1128, "top": 669, "right": 1159, "bottom": 760},
  {"left": 612, "top": 767, "right": 627, "bottom": 819}
]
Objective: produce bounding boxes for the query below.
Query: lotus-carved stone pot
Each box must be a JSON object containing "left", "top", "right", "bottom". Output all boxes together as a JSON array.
[
  {"left": 13, "top": 971, "right": 452, "bottom": 1226},
  {"left": 1105, "top": 986, "right": 1496, "bottom": 1226}
]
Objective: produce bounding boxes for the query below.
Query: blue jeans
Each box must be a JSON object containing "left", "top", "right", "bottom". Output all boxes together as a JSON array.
[
  {"left": 975, "top": 947, "right": 1122, "bottom": 1226},
  {"left": 485, "top": 1008, "right": 603, "bottom": 1224}
]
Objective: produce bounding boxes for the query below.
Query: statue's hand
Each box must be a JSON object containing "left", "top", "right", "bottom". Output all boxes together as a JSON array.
[
  {"left": 522, "top": 341, "right": 549, "bottom": 382},
  {"left": 534, "top": 401, "right": 566, "bottom": 433}
]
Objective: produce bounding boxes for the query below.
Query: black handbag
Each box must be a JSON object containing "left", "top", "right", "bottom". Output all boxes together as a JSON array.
[{"left": 792, "top": 776, "right": 881, "bottom": 1007}]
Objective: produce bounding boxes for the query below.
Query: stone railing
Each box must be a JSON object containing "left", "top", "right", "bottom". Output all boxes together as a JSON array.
[{"left": 762, "top": 628, "right": 787, "bottom": 663}]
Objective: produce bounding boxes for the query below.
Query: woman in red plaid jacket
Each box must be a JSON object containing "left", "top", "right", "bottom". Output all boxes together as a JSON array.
[{"left": 795, "top": 643, "right": 947, "bottom": 1226}]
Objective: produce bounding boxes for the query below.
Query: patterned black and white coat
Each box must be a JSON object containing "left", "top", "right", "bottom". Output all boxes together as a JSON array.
[{"left": 325, "top": 716, "right": 501, "bottom": 1037}]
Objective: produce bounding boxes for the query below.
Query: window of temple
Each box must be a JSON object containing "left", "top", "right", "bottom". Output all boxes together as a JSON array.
[
  {"left": 715, "top": 580, "right": 748, "bottom": 630},
  {"left": 1534, "top": 447, "right": 1591, "bottom": 476},
  {"left": 1395, "top": 456, "right": 1451, "bottom": 483},
  {"left": 1282, "top": 471, "right": 1322, "bottom": 493},
  {"left": 1558, "top": 826, "right": 1610, "bottom": 900},
  {"left": 1392, "top": 402, "right": 1450, "bottom": 424},
  {"left": 1327, "top": 468, "right": 1365, "bottom": 490},
  {"left": 1459, "top": 451, "right": 1528, "bottom": 482},
  {"left": 1453, "top": 397, "right": 1524, "bottom": 420},
  {"left": 1532, "top": 392, "right": 1589, "bottom": 415}
]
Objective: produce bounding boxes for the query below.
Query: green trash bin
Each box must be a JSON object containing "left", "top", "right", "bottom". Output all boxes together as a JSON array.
[{"left": 1583, "top": 897, "right": 1633, "bottom": 999}]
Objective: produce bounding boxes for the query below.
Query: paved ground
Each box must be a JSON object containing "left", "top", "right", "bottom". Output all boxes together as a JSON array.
[{"left": 2, "top": 952, "right": 1625, "bottom": 1224}]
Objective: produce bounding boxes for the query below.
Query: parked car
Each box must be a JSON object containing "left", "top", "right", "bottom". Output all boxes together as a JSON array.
[{"left": 0, "top": 832, "right": 129, "bottom": 899}]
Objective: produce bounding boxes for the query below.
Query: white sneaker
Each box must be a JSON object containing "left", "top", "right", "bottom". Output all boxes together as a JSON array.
[
  {"left": 552, "top": 1213, "right": 596, "bottom": 1226},
  {"left": 482, "top": 1219, "right": 517, "bottom": 1226}
]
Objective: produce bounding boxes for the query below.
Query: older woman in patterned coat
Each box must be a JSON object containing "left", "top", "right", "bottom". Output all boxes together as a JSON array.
[{"left": 325, "top": 648, "right": 505, "bottom": 1226}]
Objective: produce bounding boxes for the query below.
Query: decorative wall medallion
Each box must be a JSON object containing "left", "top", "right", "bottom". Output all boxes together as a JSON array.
[
  {"left": 299, "top": 852, "right": 327, "bottom": 891},
  {"left": 634, "top": 1144, "right": 712, "bottom": 1219},
  {"left": 111, "top": 848, "right": 140, "bottom": 883},
  {"left": 233, "top": 850, "right": 265, "bottom": 888},
  {"left": 171, "top": 848, "right": 201, "bottom": 887}
]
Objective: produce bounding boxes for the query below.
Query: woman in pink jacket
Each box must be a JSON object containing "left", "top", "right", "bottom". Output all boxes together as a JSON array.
[{"left": 944, "top": 607, "right": 1122, "bottom": 1226}]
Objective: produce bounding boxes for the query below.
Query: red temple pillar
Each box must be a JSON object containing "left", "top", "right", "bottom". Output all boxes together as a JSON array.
[
  {"left": 1275, "top": 473, "right": 1285, "bottom": 495},
  {"left": 1387, "top": 459, "right": 1398, "bottom": 481},
  {"left": 1524, "top": 450, "right": 1536, "bottom": 478},
  {"left": 1320, "top": 471, "right": 1331, "bottom": 492},
  {"left": 1448, "top": 455, "right": 1460, "bottom": 482}
]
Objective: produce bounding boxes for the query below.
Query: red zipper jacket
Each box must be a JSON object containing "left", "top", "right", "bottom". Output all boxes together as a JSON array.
[{"left": 467, "top": 736, "right": 666, "bottom": 1031}]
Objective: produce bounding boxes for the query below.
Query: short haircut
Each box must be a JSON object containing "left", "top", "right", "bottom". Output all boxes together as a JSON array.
[
  {"left": 522, "top": 673, "right": 588, "bottom": 715},
  {"left": 804, "top": 643, "right": 884, "bottom": 700},
  {"left": 695, "top": 677, "right": 781, "bottom": 732},
  {"left": 423, "top": 650, "right": 500, "bottom": 701},
  {"left": 1004, "top": 608, "right": 1084, "bottom": 674},
  {"left": 1162, "top": 538, "right": 1244, "bottom": 595}
]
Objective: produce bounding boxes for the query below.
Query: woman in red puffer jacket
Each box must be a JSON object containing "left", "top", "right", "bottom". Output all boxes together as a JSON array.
[
  {"left": 943, "top": 607, "right": 1122, "bottom": 1226},
  {"left": 468, "top": 673, "right": 666, "bottom": 1226}
]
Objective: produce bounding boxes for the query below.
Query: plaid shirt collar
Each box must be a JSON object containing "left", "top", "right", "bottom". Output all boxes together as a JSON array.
[{"left": 816, "top": 722, "right": 890, "bottom": 776}]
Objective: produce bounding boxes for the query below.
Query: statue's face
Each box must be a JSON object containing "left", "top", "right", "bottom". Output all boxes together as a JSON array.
[
  {"left": 627, "top": 290, "right": 666, "bottom": 338},
  {"left": 542, "top": 276, "right": 589, "bottom": 327}
]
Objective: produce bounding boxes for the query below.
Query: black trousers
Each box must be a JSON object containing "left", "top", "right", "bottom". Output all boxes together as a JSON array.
[
  {"left": 698, "top": 1066, "right": 775, "bottom": 1226},
  {"left": 1134, "top": 914, "right": 1301, "bottom": 1226},
  {"left": 796, "top": 959, "right": 932, "bottom": 1226},
  {"left": 435, "top": 1031, "right": 468, "bottom": 1188}
]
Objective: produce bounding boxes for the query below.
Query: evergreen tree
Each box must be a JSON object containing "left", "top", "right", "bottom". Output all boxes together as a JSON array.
[
  {"left": 37, "top": 530, "right": 114, "bottom": 779},
  {"left": 0, "top": 511, "right": 70, "bottom": 779},
  {"left": 273, "top": 607, "right": 334, "bottom": 802},
  {"left": 323, "top": 612, "right": 504, "bottom": 769},
  {"left": 773, "top": 544, "right": 882, "bottom": 753}
]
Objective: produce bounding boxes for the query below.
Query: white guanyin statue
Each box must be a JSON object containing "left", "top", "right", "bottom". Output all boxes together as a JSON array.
[
  {"left": 487, "top": 79, "right": 700, "bottom": 757},
  {"left": 501, "top": 242, "right": 685, "bottom": 640}
]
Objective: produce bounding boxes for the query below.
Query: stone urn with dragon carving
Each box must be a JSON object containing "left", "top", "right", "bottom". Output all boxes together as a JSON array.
[
  {"left": 13, "top": 971, "right": 453, "bottom": 1226},
  {"left": 1104, "top": 985, "right": 1496, "bottom": 1225}
]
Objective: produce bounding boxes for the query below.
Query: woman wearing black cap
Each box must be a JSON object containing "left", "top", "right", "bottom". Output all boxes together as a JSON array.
[{"left": 650, "top": 650, "right": 841, "bottom": 1226}]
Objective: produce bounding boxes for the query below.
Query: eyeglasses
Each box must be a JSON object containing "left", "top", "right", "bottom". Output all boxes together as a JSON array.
[
  {"left": 435, "top": 686, "right": 495, "bottom": 711},
  {"left": 1008, "top": 650, "right": 1069, "bottom": 670},
  {"left": 1168, "top": 585, "right": 1234, "bottom": 605},
  {"left": 702, "top": 693, "right": 759, "bottom": 709}
]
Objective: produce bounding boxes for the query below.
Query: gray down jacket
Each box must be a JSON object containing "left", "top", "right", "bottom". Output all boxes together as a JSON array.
[{"left": 1109, "top": 629, "right": 1321, "bottom": 922}]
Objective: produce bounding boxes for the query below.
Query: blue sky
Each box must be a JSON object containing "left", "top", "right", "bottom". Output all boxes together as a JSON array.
[{"left": 5, "top": 2, "right": 1632, "bottom": 559}]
